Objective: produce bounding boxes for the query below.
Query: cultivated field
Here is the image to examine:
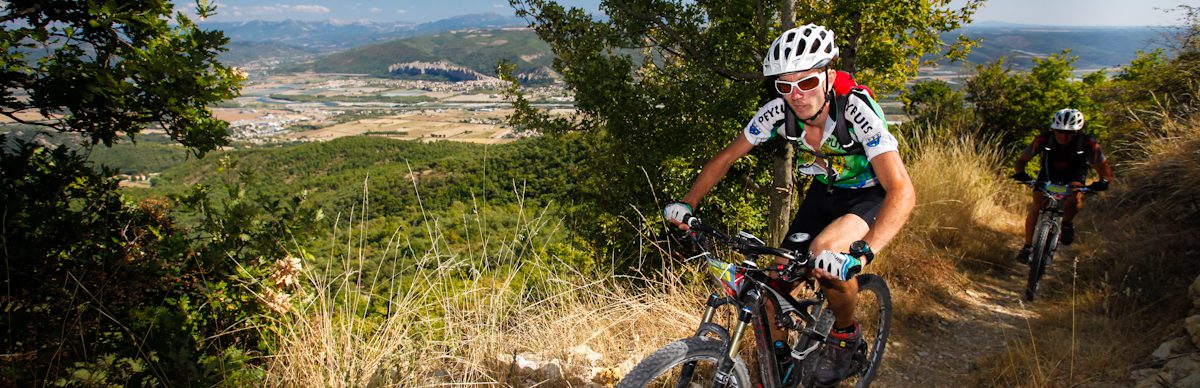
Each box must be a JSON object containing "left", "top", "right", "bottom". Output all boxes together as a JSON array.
[{"left": 285, "top": 109, "right": 515, "bottom": 144}]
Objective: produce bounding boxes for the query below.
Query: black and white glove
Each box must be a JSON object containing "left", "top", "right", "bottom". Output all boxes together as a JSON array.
[
  {"left": 813, "top": 250, "right": 863, "bottom": 282},
  {"left": 1087, "top": 179, "right": 1109, "bottom": 192},
  {"left": 662, "top": 201, "right": 693, "bottom": 224}
]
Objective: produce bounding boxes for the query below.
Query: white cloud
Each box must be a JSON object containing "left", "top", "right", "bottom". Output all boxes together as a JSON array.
[
  {"left": 369, "top": 8, "right": 383, "bottom": 13},
  {"left": 396, "top": 9, "right": 407, "bottom": 14},
  {"left": 493, "top": 3, "right": 505, "bottom": 8},
  {"left": 290, "top": 5, "right": 330, "bottom": 13},
  {"left": 233, "top": 4, "right": 332, "bottom": 16}
]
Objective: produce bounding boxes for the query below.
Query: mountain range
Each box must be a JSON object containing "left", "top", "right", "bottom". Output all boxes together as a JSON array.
[
  {"left": 203, "top": 13, "right": 526, "bottom": 50},
  {"left": 209, "top": 14, "right": 1177, "bottom": 80}
]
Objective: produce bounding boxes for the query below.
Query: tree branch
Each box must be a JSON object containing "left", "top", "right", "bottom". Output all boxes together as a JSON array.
[
  {"left": 0, "top": 110, "right": 61, "bottom": 129},
  {"left": 0, "top": 4, "right": 41, "bottom": 24},
  {"left": 609, "top": 0, "right": 761, "bottom": 82},
  {"left": 737, "top": 169, "right": 772, "bottom": 196}
]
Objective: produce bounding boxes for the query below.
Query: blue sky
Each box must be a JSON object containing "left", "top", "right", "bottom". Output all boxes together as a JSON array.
[{"left": 196, "top": 0, "right": 1188, "bottom": 26}]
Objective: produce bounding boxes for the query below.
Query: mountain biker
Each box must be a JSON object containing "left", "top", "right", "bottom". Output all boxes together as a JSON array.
[
  {"left": 662, "top": 24, "right": 915, "bottom": 385},
  {"left": 1011, "top": 108, "right": 1114, "bottom": 264}
]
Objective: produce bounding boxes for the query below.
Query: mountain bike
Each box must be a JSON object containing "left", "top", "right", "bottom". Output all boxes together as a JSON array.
[
  {"left": 1016, "top": 180, "right": 1094, "bottom": 301},
  {"left": 618, "top": 217, "right": 892, "bottom": 388}
]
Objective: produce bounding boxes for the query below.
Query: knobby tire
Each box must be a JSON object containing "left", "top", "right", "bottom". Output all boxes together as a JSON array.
[
  {"left": 848, "top": 273, "right": 892, "bottom": 388},
  {"left": 1026, "top": 219, "right": 1054, "bottom": 301},
  {"left": 617, "top": 337, "right": 752, "bottom": 388}
]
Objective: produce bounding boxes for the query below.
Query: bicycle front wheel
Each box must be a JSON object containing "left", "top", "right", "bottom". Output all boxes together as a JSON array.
[
  {"left": 1025, "top": 219, "right": 1055, "bottom": 301},
  {"left": 616, "top": 337, "right": 752, "bottom": 388}
]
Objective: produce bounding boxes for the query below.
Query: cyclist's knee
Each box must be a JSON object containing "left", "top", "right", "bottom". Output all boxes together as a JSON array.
[{"left": 818, "top": 276, "right": 859, "bottom": 294}]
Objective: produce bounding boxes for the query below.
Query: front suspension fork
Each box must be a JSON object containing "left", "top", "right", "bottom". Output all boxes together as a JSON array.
[{"left": 679, "top": 294, "right": 733, "bottom": 385}]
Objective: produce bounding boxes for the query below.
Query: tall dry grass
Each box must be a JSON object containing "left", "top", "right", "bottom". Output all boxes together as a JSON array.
[
  {"left": 876, "top": 125, "right": 1021, "bottom": 315},
  {"left": 262, "top": 191, "right": 729, "bottom": 386}
]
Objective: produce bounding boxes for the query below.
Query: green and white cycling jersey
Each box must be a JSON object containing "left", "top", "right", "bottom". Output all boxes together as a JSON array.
[{"left": 741, "top": 90, "right": 898, "bottom": 188}]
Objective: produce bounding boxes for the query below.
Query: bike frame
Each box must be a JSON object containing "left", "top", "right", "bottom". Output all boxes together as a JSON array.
[
  {"left": 690, "top": 273, "right": 829, "bottom": 388},
  {"left": 682, "top": 227, "right": 843, "bottom": 388},
  {"left": 1035, "top": 189, "right": 1066, "bottom": 260},
  {"left": 1022, "top": 181, "right": 1092, "bottom": 299}
]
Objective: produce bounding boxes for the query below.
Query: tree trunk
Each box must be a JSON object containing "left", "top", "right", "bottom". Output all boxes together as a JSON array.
[
  {"left": 769, "top": 145, "right": 795, "bottom": 246},
  {"left": 768, "top": 0, "right": 797, "bottom": 246},
  {"left": 840, "top": 7, "right": 864, "bottom": 73}
]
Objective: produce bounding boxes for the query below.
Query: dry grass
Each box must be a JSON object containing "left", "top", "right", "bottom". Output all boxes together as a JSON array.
[
  {"left": 262, "top": 195, "right": 726, "bottom": 386},
  {"left": 876, "top": 125, "right": 1019, "bottom": 317}
]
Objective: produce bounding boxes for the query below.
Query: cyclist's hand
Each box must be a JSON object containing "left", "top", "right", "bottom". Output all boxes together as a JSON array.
[
  {"left": 1087, "top": 179, "right": 1109, "bottom": 192},
  {"left": 812, "top": 251, "right": 862, "bottom": 282},
  {"left": 1011, "top": 171, "right": 1033, "bottom": 182},
  {"left": 663, "top": 201, "right": 694, "bottom": 230}
]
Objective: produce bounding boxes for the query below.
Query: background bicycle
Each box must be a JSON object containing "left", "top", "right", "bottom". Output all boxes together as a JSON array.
[
  {"left": 618, "top": 217, "right": 892, "bottom": 388},
  {"left": 1016, "top": 180, "right": 1096, "bottom": 301}
]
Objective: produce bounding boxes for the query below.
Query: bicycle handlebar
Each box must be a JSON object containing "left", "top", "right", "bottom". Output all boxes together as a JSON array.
[
  {"left": 683, "top": 215, "right": 808, "bottom": 276},
  {"left": 1015, "top": 179, "right": 1096, "bottom": 194}
]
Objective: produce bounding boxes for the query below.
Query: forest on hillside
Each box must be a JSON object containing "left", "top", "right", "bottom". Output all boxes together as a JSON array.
[{"left": 2, "top": 1, "right": 1199, "bottom": 386}]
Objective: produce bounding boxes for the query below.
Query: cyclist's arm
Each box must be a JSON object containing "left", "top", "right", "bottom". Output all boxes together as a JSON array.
[
  {"left": 1013, "top": 136, "right": 1044, "bottom": 172},
  {"left": 862, "top": 151, "right": 915, "bottom": 253},
  {"left": 1086, "top": 139, "right": 1114, "bottom": 182},
  {"left": 681, "top": 133, "right": 755, "bottom": 208},
  {"left": 1092, "top": 159, "right": 1114, "bottom": 182}
]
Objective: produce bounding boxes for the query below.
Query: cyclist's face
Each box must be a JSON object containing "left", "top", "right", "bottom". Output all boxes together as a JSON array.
[
  {"left": 1053, "top": 130, "right": 1076, "bottom": 144},
  {"left": 778, "top": 68, "right": 830, "bottom": 118}
]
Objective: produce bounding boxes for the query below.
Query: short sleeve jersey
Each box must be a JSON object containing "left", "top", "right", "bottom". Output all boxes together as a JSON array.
[
  {"left": 741, "top": 91, "right": 898, "bottom": 188},
  {"left": 1028, "top": 133, "right": 1105, "bottom": 183}
]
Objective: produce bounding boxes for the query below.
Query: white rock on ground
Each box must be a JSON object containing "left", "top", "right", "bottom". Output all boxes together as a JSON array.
[{"left": 1153, "top": 336, "right": 1196, "bottom": 361}]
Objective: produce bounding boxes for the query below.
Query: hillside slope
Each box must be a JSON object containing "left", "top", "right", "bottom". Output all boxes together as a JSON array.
[
  {"left": 257, "top": 121, "right": 1199, "bottom": 386},
  {"left": 950, "top": 26, "right": 1171, "bottom": 69},
  {"left": 286, "top": 29, "right": 554, "bottom": 80}
]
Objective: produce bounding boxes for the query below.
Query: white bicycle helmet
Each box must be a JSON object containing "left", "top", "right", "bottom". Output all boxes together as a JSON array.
[
  {"left": 1050, "top": 108, "right": 1085, "bottom": 131},
  {"left": 762, "top": 24, "right": 840, "bottom": 77}
]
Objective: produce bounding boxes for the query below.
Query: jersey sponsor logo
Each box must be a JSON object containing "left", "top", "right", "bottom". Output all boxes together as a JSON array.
[
  {"left": 748, "top": 124, "right": 761, "bottom": 136},
  {"left": 866, "top": 134, "right": 881, "bottom": 147},
  {"left": 756, "top": 101, "right": 785, "bottom": 128},
  {"left": 846, "top": 99, "right": 876, "bottom": 135}
]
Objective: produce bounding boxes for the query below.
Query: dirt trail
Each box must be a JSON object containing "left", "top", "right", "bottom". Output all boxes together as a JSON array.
[{"left": 872, "top": 263, "right": 1044, "bottom": 387}]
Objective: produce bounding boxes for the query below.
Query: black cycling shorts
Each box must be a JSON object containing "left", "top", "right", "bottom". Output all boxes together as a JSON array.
[{"left": 779, "top": 183, "right": 886, "bottom": 254}]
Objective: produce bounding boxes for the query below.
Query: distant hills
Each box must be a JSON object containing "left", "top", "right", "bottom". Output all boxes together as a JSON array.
[
  {"left": 209, "top": 14, "right": 1178, "bottom": 81},
  {"left": 282, "top": 28, "right": 556, "bottom": 82},
  {"left": 208, "top": 13, "right": 530, "bottom": 69},
  {"left": 952, "top": 25, "right": 1175, "bottom": 69},
  {"left": 203, "top": 13, "right": 526, "bottom": 50}
]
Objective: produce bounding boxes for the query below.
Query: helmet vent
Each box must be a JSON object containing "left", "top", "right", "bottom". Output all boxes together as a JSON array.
[{"left": 761, "top": 24, "right": 840, "bottom": 76}]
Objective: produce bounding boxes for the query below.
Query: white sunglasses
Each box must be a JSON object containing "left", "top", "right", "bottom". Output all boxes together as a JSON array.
[{"left": 774, "top": 72, "right": 826, "bottom": 95}]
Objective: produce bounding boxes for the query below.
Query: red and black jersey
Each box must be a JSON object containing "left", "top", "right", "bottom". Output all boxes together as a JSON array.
[{"left": 1028, "top": 132, "right": 1105, "bottom": 184}]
